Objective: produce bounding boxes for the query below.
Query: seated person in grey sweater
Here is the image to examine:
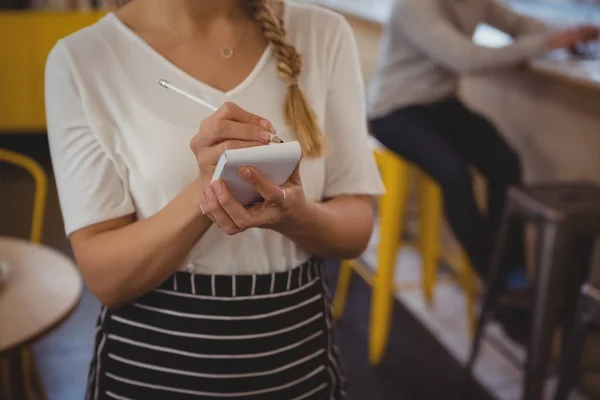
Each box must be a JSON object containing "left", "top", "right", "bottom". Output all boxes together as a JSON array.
[{"left": 368, "top": 0, "right": 598, "bottom": 293}]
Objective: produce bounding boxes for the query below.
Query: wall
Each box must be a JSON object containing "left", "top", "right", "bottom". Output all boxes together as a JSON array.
[{"left": 344, "top": 15, "right": 382, "bottom": 83}]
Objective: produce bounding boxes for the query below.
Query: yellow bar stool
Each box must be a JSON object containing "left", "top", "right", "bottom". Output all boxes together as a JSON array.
[
  {"left": 0, "top": 148, "right": 48, "bottom": 400},
  {"left": 332, "top": 142, "right": 478, "bottom": 366}
]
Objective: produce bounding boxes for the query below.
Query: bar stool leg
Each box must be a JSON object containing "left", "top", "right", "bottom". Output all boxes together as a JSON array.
[
  {"left": 369, "top": 153, "right": 410, "bottom": 366},
  {"left": 0, "top": 356, "right": 13, "bottom": 400},
  {"left": 332, "top": 260, "right": 354, "bottom": 320},
  {"left": 463, "top": 203, "right": 516, "bottom": 396},
  {"left": 561, "top": 236, "right": 592, "bottom": 356},
  {"left": 21, "top": 349, "right": 36, "bottom": 400},
  {"left": 525, "top": 222, "right": 572, "bottom": 400},
  {"left": 7, "top": 351, "right": 25, "bottom": 400},
  {"left": 417, "top": 174, "right": 442, "bottom": 306},
  {"left": 460, "top": 255, "right": 477, "bottom": 336},
  {"left": 554, "top": 293, "right": 593, "bottom": 400}
]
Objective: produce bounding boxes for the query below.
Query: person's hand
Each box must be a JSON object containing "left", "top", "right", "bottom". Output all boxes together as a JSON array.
[
  {"left": 189, "top": 102, "right": 275, "bottom": 187},
  {"left": 199, "top": 162, "right": 307, "bottom": 235},
  {"left": 548, "top": 25, "right": 599, "bottom": 50}
]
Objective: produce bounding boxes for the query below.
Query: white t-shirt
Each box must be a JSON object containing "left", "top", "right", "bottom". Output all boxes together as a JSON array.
[{"left": 45, "top": 2, "right": 384, "bottom": 275}]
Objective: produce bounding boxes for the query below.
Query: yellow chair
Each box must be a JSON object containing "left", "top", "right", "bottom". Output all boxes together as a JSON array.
[
  {"left": 0, "top": 12, "right": 103, "bottom": 132},
  {"left": 332, "top": 142, "right": 478, "bottom": 366},
  {"left": 0, "top": 149, "right": 47, "bottom": 243},
  {"left": 0, "top": 148, "right": 48, "bottom": 400}
]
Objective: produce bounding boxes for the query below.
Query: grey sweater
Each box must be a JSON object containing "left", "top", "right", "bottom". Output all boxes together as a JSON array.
[{"left": 367, "top": 0, "right": 550, "bottom": 119}]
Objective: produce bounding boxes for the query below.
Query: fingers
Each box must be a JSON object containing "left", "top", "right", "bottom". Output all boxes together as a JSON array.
[
  {"left": 191, "top": 102, "right": 275, "bottom": 154},
  {"left": 238, "top": 167, "right": 285, "bottom": 205},
  {"left": 200, "top": 119, "right": 272, "bottom": 146},
  {"left": 550, "top": 28, "right": 594, "bottom": 49},
  {"left": 200, "top": 186, "right": 241, "bottom": 235},
  {"left": 579, "top": 26, "right": 600, "bottom": 41},
  {"left": 215, "top": 102, "right": 276, "bottom": 134},
  {"left": 211, "top": 180, "right": 254, "bottom": 229},
  {"left": 204, "top": 139, "right": 266, "bottom": 165},
  {"left": 571, "top": 26, "right": 599, "bottom": 43}
]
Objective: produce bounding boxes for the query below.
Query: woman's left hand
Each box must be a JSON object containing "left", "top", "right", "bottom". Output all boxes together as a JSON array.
[{"left": 199, "top": 164, "right": 307, "bottom": 235}]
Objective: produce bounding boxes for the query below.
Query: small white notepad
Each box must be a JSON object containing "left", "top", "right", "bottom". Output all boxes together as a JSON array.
[{"left": 211, "top": 141, "right": 302, "bottom": 206}]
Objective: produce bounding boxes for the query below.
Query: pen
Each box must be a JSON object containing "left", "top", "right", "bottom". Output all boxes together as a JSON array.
[{"left": 158, "top": 79, "right": 284, "bottom": 144}]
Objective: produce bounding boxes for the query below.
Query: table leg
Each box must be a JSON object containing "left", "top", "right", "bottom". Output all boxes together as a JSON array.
[
  {"left": 22, "top": 348, "right": 46, "bottom": 400},
  {"left": 524, "top": 222, "right": 572, "bottom": 400},
  {"left": 0, "top": 348, "right": 46, "bottom": 400},
  {"left": 27, "top": 351, "right": 46, "bottom": 400},
  {"left": 0, "top": 356, "right": 13, "bottom": 400},
  {"left": 8, "top": 352, "right": 25, "bottom": 400}
]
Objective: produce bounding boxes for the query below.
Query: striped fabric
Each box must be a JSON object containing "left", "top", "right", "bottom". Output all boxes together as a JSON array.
[{"left": 86, "top": 258, "right": 346, "bottom": 399}]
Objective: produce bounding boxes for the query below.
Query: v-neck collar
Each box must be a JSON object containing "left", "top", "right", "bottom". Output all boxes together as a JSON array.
[{"left": 106, "top": 8, "right": 288, "bottom": 98}]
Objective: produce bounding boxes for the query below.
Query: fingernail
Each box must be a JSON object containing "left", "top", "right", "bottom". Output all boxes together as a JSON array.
[
  {"left": 239, "top": 167, "right": 251, "bottom": 180},
  {"left": 212, "top": 181, "right": 223, "bottom": 195},
  {"left": 260, "top": 119, "right": 271, "bottom": 130},
  {"left": 259, "top": 120, "right": 276, "bottom": 134},
  {"left": 206, "top": 186, "right": 215, "bottom": 200},
  {"left": 260, "top": 130, "right": 271, "bottom": 142}
]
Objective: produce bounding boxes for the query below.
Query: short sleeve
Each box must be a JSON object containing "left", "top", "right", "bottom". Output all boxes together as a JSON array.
[
  {"left": 45, "top": 42, "right": 135, "bottom": 236},
  {"left": 322, "top": 17, "right": 385, "bottom": 199}
]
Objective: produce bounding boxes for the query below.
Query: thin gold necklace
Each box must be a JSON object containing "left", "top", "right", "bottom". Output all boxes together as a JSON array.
[{"left": 166, "top": 18, "right": 250, "bottom": 59}]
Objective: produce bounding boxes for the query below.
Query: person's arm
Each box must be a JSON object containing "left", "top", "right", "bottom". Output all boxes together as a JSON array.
[
  {"left": 68, "top": 183, "right": 212, "bottom": 308},
  {"left": 394, "top": 0, "right": 550, "bottom": 74},
  {"left": 274, "top": 16, "right": 384, "bottom": 259},
  {"left": 45, "top": 42, "right": 214, "bottom": 308},
  {"left": 484, "top": 0, "right": 549, "bottom": 36},
  {"left": 273, "top": 196, "right": 375, "bottom": 259}
]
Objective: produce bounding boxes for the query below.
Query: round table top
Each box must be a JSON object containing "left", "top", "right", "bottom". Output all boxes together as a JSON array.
[{"left": 0, "top": 236, "right": 82, "bottom": 354}]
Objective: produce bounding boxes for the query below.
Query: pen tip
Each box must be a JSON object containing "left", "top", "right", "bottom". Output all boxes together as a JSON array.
[{"left": 158, "top": 79, "right": 169, "bottom": 88}]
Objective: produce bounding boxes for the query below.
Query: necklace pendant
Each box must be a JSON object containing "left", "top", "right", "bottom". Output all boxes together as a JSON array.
[{"left": 221, "top": 47, "right": 234, "bottom": 59}]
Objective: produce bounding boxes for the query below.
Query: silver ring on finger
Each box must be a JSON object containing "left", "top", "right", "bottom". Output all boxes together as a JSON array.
[{"left": 271, "top": 188, "right": 286, "bottom": 206}]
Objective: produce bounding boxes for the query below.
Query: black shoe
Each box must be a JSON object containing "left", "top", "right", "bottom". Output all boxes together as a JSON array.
[{"left": 496, "top": 304, "right": 530, "bottom": 347}]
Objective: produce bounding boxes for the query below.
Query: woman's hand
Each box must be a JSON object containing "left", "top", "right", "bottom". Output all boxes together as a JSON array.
[
  {"left": 189, "top": 102, "right": 275, "bottom": 186},
  {"left": 199, "top": 163, "right": 307, "bottom": 235}
]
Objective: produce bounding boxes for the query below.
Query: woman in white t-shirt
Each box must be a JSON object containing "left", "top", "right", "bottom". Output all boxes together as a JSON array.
[{"left": 45, "top": 0, "right": 383, "bottom": 398}]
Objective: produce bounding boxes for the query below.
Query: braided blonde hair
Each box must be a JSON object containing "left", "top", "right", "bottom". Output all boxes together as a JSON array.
[{"left": 248, "top": 0, "right": 325, "bottom": 158}]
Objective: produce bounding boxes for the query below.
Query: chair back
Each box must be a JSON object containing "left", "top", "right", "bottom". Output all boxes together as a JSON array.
[{"left": 0, "top": 148, "right": 47, "bottom": 243}]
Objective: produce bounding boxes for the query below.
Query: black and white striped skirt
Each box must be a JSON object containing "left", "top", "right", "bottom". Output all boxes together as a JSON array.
[{"left": 86, "top": 258, "right": 346, "bottom": 399}]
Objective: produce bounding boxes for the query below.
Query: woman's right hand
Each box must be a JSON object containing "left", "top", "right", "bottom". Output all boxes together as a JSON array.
[
  {"left": 548, "top": 25, "right": 599, "bottom": 50},
  {"left": 189, "top": 102, "right": 275, "bottom": 186}
]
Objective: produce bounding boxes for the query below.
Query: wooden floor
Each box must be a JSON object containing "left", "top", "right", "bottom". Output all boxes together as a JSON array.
[{"left": 1, "top": 134, "right": 493, "bottom": 400}]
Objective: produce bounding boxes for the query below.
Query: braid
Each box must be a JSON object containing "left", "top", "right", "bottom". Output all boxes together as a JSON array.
[{"left": 249, "top": 0, "right": 325, "bottom": 158}]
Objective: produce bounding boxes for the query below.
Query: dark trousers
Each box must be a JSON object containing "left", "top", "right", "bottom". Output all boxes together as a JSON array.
[
  {"left": 370, "top": 98, "right": 525, "bottom": 279},
  {"left": 0, "top": 0, "right": 28, "bottom": 8}
]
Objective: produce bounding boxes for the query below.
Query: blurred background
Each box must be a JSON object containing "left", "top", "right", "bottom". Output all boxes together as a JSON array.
[{"left": 1, "top": 0, "right": 600, "bottom": 399}]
